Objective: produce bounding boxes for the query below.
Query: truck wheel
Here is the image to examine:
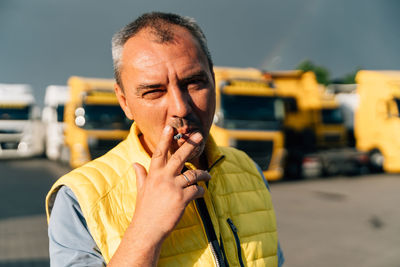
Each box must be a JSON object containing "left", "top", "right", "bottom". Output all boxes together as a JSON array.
[{"left": 369, "top": 149, "right": 383, "bottom": 173}]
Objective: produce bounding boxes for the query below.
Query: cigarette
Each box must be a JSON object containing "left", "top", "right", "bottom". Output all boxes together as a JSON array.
[{"left": 174, "top": 133, "right": 183, "bottom": 140}]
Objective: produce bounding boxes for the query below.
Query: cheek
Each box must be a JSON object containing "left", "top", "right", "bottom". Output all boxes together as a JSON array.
[
  {"left": 192, "top": 90, "right": 216, "bottom": 130},
  {"left": 194, "top": 90, "right": 215, "bottom": 112},
  {"left": 130, "top": 100, "right": 167, "bottom": 130},
  {"left": 202, "top": 91, "right": 216, "bottom": 119}
]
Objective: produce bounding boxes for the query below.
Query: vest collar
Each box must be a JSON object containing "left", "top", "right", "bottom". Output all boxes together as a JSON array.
[{"left": 125, "top": 122, "right": 225, "bottom": 171}]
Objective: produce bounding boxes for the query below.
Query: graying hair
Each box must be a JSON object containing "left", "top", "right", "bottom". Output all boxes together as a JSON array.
[{"left": 111, "top": 12, "right": 214, "bottom": 89}]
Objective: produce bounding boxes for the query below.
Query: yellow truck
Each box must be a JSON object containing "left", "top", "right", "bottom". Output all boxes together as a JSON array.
[
  {"left": 355, "top": 70, "right": 400, "bottom": 173},
  {"left": 269, "top": 71, "right": 351, "bottom": 178},
  {"left": 271, "top": 70, "right": 347, "bottom": 150},
  {"left": 315, "top": 91, "right": 348, "bottom": 149},
  {"left": 64, "top": 76, "right": 132, "bottom": 168},
  {"left": 211, "top": 67, "right": 286, "bottom": 181}
]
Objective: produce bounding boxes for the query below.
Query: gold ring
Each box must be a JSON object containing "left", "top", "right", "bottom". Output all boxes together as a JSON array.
[{"left": 182, "top": 173, "right": 191, "bottom": 186}]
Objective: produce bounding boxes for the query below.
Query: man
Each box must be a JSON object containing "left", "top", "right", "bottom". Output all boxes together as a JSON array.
[{"left": 46, "top": 12, "right": 284, "bottom": 266}]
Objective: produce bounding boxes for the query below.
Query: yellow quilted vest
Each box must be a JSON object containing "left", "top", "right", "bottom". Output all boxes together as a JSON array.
[{"left": 46, "top": 123, "right": 278, "bottom": 266}]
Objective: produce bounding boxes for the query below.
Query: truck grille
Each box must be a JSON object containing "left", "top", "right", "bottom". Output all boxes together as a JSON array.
[
  {"left": 0, "top": 129, "right": 21, "bottom": 134},
  {"left": 1, "top": 141, "right": 19, "bottom": 150},
  {"left": 88, "top": 139, "right": 122, "bottom": 160},
  {"left": 235, "top": 140, "right": 273, "bottom": 171}
]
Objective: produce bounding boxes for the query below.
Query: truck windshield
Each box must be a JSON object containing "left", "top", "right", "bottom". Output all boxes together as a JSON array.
[
  {"left": 219, "top": 93, "right": 283, "bottom": 130},
  {"left": 78, "top": 104, "right": 132, "bottom": 130},
  {"left": 0, "top": 105, "right": 31, "bottom": 120},
  {"left": 57, "top": 105, "right": 65, "bottom": 122},
  {"left": 322, "top": 108, "right": 344, "bottom": 124}
]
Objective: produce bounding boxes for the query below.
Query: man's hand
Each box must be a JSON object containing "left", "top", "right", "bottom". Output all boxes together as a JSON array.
[{"left": 108, "top": 125, "right": 211, "bottom": 267}]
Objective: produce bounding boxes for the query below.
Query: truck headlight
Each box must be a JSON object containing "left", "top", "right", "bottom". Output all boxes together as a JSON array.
[{"left": 18, "top": 142, "right": 29, "bottom": 153}]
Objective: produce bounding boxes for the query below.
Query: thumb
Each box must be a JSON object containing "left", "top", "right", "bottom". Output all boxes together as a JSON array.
[{"left": 133, "top": 162, "right": 147, "bottom": 190}]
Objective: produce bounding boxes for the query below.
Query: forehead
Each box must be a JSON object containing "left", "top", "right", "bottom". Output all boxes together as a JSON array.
[{"left": 120, "top": 26, "right": 209, "bottom": 82}]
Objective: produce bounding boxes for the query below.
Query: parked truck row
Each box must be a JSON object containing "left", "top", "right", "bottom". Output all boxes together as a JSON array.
[
  {"left": 1, "top": 69, "right": 399, "bottom": 180},
  {"left": 0, "top": 84, "right": 44, "bottom": 158}
]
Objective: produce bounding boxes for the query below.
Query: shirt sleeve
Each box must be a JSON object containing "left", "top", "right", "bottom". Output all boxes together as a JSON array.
[{"left": 48, "top": 186, "right": 106, "bottom": 266}]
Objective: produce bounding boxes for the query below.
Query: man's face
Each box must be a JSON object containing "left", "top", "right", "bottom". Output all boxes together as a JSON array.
[{"left": 115, "top": 26, "right": 215, "bottom": 160}]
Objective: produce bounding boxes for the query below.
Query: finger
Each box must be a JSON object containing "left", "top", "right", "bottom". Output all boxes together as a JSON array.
[
  {"left": 183, "top": 184, "right": 205, "bottom": 204},
  {"left": 133, "top": 162, "right": 147, "bottom": 190},
  {"left": 150, "top": 125, "right": 174, "bottom": 169},
  {"left": 167, "top": 132, "right": 203, "bottom": 173},
  {"left": 178, "top": 170, "right": 211, "bottom": 188}
]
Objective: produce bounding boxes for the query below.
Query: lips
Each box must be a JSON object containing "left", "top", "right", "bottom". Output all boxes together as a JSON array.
[
  {"left": 169, "top": 117, "right": 201, "bottom": 141},
  {"left": 173, "top": 127, "right": 200, "bottom": 140}
]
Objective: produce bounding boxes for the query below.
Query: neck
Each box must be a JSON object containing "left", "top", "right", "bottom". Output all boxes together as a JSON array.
[{"left": 189, "top": 153, "right": 208, "bottom": 170}]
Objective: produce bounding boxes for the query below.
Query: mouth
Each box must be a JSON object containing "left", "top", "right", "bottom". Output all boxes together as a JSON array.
[
  {"left": 169, "top": 117, "right": 202, "bottom": 143},
  {"left": 169, "top": 122, "right": 201, "bottom": 142},
  {"left": 173, "top": 127, "right": 201, "bottom": 141}
]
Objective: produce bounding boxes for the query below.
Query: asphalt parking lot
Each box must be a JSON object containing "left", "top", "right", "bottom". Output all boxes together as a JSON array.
[{"left": 1, "top": 158, "right": 399, "bottom": 266}]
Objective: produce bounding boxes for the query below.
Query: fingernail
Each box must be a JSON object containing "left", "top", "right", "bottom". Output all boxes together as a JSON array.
[{"left": 163, "top": 125, "right": 172, "bottom": 135}]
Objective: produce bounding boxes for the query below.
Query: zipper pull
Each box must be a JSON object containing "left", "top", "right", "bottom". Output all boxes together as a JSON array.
[{"left": 227, "top": 218, "right": 237, "bottom": 232}]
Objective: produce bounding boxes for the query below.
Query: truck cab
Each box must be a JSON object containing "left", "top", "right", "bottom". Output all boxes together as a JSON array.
[
  {"left": 211, "top": 67, "right": 286, "bottom": 181},
  {"left": 355, "top": 70, "right": 400, "bottom": 172},
  {"left": 270, "top": 71, "right": 346, "bottom": 149},
  {"left": 65, "top": 76, "right": 132, "bottom": 168},
  {"left": 315, "top": 92, "right": 347, "bottom": 149},
  {"left": 0, "top": 84, "right": 44, "bottom": 158},
  {"left": 270, "top": 71, "right": 347, "bottom": 178}
]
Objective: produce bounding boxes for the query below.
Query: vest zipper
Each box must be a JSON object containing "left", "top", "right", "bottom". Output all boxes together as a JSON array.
[
  {"left": 227, "top": 218, "right": 245, "bottom": 267},
  {"left": 219, "top": 235, "right": 230, "bottom": 267},
  {"left": 195, "top": 198, "right": 225, "bottom": 267}
]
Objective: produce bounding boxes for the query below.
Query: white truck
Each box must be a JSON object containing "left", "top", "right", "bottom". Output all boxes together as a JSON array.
[
  {"left": 0, "top": 84, "right": 44, "bottom": 158},
  {"left": 42, "top": 85, "right": 69, "bottom": 161}
]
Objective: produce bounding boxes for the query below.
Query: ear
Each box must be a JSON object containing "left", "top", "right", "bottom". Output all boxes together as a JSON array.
[{"left": 114, "top": 83, "right": 134, "bottom": 120}]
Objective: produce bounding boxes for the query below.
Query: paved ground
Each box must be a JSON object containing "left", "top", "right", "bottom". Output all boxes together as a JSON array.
[
  {"left": 0, "top": 158, "right": 399, "bottom": 266},
  {"left": 270, "top": 174, "right": 400, "bottom": 267},
  {"left": 0, "top": 159, "right": 70, "bottom": 267}
]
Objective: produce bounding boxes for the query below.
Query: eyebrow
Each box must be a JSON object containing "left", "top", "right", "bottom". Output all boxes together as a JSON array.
[
  {"left": 135, "top": 83, "right": 164, "bottom": 96},
  {"left": 179, "top": 71, "right": 208, "bottom": 85}
]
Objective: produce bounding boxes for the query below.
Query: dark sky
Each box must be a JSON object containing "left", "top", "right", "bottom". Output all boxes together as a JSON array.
[{"left": 1, "top": 0, "right": 400, "bottom": 106}]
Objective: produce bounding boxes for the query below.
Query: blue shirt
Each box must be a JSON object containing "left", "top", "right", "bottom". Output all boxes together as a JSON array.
[{"left": 48, "top": 168, "right": 284, "bottom": 266}]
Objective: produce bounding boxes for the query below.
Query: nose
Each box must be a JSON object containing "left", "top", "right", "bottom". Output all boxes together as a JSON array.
[{"left": 168, "top": 85, "right": 192, "bottom": 118}]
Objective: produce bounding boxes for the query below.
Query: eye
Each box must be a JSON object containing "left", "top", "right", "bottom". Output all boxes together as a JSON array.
[
  {"left": 142, "top": 89, "right": 165, "bottom": 99},
  {"left": 187, "top": 78, "right": 208, "bottom": 91}
]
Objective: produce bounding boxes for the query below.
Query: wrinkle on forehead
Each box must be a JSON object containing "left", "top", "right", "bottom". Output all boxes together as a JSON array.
[
  {"left": 119, "top": 26, "right": 211, "bottom": 94},
  {"left": 122, "top": 26, "right": 204, "bottom": 69}
]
